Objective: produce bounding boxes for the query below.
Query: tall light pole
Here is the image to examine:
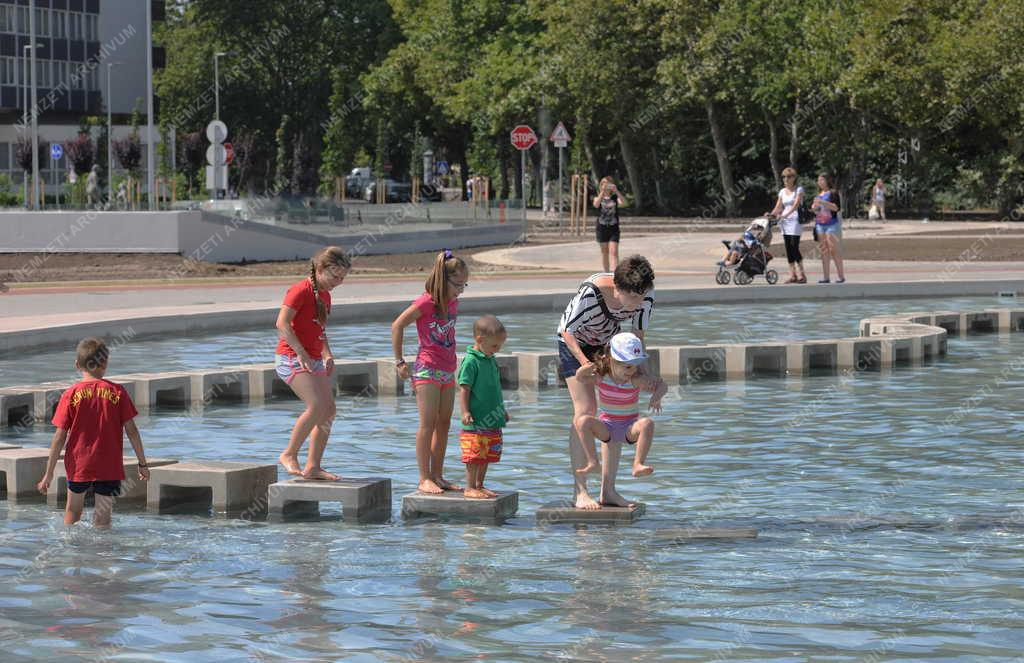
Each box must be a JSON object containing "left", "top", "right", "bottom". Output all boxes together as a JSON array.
[
  {"left": 107, "top": 61, "right": 121, "bottom": 203},
  {"left": 21, "top": 43, "right": 40, "bottom": 209},
  {"left": 146, "top": 0, "right": 155, "bottom": 210},
  {"left": 213, "top": 51, "right": 236, "bottom": 122},
  {"left": 29, "top": 0, "right": 39, "bottom": 211}
]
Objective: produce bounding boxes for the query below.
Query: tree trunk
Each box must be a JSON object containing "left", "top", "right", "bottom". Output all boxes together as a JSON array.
[
  {"left": 789, "top": 98, "right": 799, "bottom": 168},
  {"left": 582, "top": 130, "right": 599, "bottom": 187},
  {"left": 766, "top": 110, "right": 781, "bottom": 189},
  {"left": 618, "top": 131, "right": 643, "bottom": 211},
  {"left": 498, "top": 138, "right": 511, "bottom": 199},
  {"left": 457, "top": 149, "right": 470, "bottom": 202},
  {"left": 651, "top": 146, "right": 666, "bottom": 211},
  {"left": 706, "top": 98, "right": 737, "bottom": 216}
]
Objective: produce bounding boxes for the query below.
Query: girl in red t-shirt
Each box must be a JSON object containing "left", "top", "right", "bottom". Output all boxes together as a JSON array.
[
  {"left": 391, "top": 250, "right": 469, "bottom": 494},
  {"left": 275, "top": 246, "right": 350, "bottom": 480}
]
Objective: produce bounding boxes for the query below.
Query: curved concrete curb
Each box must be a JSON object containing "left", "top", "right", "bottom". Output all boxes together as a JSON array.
[
  {"left": 2, "top": 308, "right": 1020, "bottom": 423},
  {"left": 2, "top": 279, "right": 1022, "bottom": 355}
]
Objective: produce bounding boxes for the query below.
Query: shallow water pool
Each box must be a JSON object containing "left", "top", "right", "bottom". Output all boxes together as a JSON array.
[{"left": 0, "top": 324, "right": 1022, "bottom": 660}]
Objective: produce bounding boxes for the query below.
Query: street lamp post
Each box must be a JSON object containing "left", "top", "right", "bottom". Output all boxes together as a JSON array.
[
  {"left": 213, "top": 51, "right": 237, "bottom": 122},
  {"left": 29, "top": 0, "right": 40, "bottom": 211},
  {"left": 146, "top": 0, "right": 155, "bottom": 210},
  {"left": 21, "top": 43, "right": 39, "bottom": 209},
  {"left": 107, "top": 61, "right": 121, "bottom": 204}
]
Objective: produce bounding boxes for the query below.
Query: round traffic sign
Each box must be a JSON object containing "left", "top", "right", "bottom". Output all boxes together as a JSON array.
[
  {"left": 50, "top": 143, "right": 63, "bottom": 160},
  {"left": 206, "top": 144, "right": 227, "bottom": 166},
  {"left": 206, "top": 120, "right": 228, "bottom": 144},
  {"left": 510, "top": 125, "right": 537, "bottom": 151}
]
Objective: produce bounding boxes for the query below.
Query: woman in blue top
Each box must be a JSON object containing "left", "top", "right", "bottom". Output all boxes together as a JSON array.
[{"left": 813, "top": 173, "right": 846, "bottom": 283}]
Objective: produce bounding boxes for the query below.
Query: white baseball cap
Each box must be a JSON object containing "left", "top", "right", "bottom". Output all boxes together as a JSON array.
[{"left": 609, "top": 332, "right": 648, "bottom": 365}]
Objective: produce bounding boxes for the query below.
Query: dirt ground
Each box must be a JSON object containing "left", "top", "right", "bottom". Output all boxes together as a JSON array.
[{"left": 1, "top": 233, "right": 1022, "bottom": 284}]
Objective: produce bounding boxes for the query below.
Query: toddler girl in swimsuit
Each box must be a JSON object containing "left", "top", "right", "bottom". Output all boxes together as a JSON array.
[
  {"left": 392, "top": 250, "right": 468, "bottom": 494},
  {"left": 574, "top": 332, "right": 666, "bottom": 507}
]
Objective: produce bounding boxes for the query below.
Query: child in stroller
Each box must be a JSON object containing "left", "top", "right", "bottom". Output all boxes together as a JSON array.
[{"left": 715, "top": 216, "right": 780, "bottom": 285}]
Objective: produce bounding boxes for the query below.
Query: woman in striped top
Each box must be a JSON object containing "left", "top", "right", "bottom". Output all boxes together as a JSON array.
[
  {"left": 574, "top": 332, "right": 666, "bottom": 507},
  {"left": 556, "top": 255, "right": 655, "bottom": 510}
]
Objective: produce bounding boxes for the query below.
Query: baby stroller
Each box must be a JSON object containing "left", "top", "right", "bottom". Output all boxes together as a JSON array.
[{"left": 715, "top": 216, "right": 780, "bottom": 285}]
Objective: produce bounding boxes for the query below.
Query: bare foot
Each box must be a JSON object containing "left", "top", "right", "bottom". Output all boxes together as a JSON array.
[
  {"left": 479, "top": 486, "right": 498, "bottom": 498},
  {"left": 418, "top": 478, "right": 444, "bottom": 494},
  {"left": 302, "top": 467, "right": 340, "bottom": 481},
  {"left": 575, "top": 460, "right": 601, "bottom": 475},
  {"left": 436, "top": 477, "right": 463, "bottom": 491},
  {"left": 632, "top": 464, "right": 654, "bottom": 477},
  {"left": 600, "top": 490, "right": 635, "bottom": 508},
  {"left": 279, "top": 453, "right": 302, "bottom": 475},
  {"left": 464, "top": 487, "right": 489, "bottom": 499},
  {"left": 574, "top": 493, "right": 601, "bottom": 510}
]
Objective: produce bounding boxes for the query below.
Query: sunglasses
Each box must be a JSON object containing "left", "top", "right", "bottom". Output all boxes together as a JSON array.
[{"left": 448, "top": 278, "right": 469, "bottom": 290}]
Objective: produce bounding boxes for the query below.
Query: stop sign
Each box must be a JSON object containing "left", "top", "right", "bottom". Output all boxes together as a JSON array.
[
  {"left": 223, "top": 142, "right": 235, "bottom": 165},
  {"left": 510, "top": 125, "right": 537, "bottom": 151}
]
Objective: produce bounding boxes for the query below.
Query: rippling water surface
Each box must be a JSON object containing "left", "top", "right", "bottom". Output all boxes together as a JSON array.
[{"left": 1, "top": 297, "right": 1022, "bottom": 660}]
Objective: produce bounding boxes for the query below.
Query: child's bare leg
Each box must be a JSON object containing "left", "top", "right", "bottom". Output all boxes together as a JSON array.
[
  {"left": 478, "top": 463, "right": 497, "bottom": 497},
  {"left": 65, "top": 491, "right": 85, "bottom": 525},
  {"left": 415, "top": 383, "right": 444, "bottom": 494},
  {"left": 630, "top": 418, "right": 655, "bottom": 477},
  {"left": 303, "top": 375, "right": 340, "bottom": 480},
  {"left": 431, "top": 386, "right": 460, "bottom": 490},
  {"left": 599, "top": 441, "right": 634, "bottom": 507},
  {"left": 464, "top": 463, "right": 487, "bottom": 498},
  {"left": 92, "top": 494, "right": 114, "bottom": 529},
  {"left": 280, "top": 372, "right": 324, "bottom": 475},
  {"left": 572, "top": 414, "right": 602, "bottom": 474}
]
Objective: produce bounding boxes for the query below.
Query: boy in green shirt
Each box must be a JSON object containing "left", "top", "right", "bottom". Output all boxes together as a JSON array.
[{"left": 457, "top": 315, "right": 510, "bottom": 499}]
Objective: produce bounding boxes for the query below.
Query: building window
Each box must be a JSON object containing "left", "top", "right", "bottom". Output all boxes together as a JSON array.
[
  {"left": 85, "top": 14, "right": 98, "bottom": 41},
  {"left": 17, "top": 7, "right": 28, "bottom": 34},
  {"left": 53, "top": 11, "right": 67, "bottom": 39},
  {"left": 69, "top": 12, "right": 82, "bottom": 40},
  {"left": 0, "top": 57, "right": 13, "bottom": 85},
  {"left": 36, "top": 59, "right": 51, "bottom": 88},
  {"left": 34, "top": 8, "right": 49, "bottom": 37},
  {"left": 0, "top": 6, "right": 14, "bottom": 33}
]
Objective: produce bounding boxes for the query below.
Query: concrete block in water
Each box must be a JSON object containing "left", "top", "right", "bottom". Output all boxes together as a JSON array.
[
  {"left": 785, "top": 341, "right": 838, "bottom": 376},
  {"left": 961, "top": 311, "right": 998, "bottom": 334},
  {"left": 188, "top": 369, "right": 249, "bottom": 403},
  {"left": 535, "top": 500, "right": 646, "bottom": 524},
  {"left": 111, "top": 372, "right": 193, "bottom": 409},
  {"left": 147, "top": 460, "right": 277, "bottom": 515},
  {"left": 725, "top": 344, "right": 787, "bottom": 379},
  {"left": 837, "top": 338, "right": 883, "bottom": 371},
  {"left": 0, "top": 448, "right": 51, "bottom": 500},
  {"left": 268, "top": 477, "right": 391, "bottom": 522},
  {"left": 676, "top": 345, "right": 727, "bottom": 383},
  {"left": 0, "top": 390, "right": 35, "bottom": 428},
  {"left": 334, "top": 360, "right": 377, "bottom": 394},
  {"left": 517, "top": 352, "right": 559, "bottom": 389},
  {"left": 375, "top": 359, "right": 406, "bottom": 396},
  {"left": 47, "top": 457, "right": 178, "bottom": 506},
  {"left": 879, "top": 336, "right": 916, "bottom": 367},
  {"left": 493, "top": 353, "right": 520, "bottom": 389},
  {"left": 401, "top": 490, "right": 518, "bottom": 519},
  {"left": 931, "top": 312, "right": 961, "bottom": 335}
]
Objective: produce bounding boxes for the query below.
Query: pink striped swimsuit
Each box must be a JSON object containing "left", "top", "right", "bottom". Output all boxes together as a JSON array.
[{"left": 598, "top": 375, "right": 640, "bottom": 425}]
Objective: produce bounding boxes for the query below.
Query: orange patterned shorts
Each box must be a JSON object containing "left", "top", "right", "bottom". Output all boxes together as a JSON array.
[{"left": 460, "top": 429, "right": 503, "bottom": 465}]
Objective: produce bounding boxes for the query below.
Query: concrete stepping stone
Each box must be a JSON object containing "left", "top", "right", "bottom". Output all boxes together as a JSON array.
[
  {"left": 0, "top": 448, "right": 52, "bottom": 500},
  {"left": 535, "top": 500, "right": 646, "bottom": 524},
  {"left": 0, "top": 443, "right": 22, "bottom": 450},
  {"left": 47, "top": 457, "right": 178, "bottom": 506},
  {"left": 0, "top": 390, "right": 35, "bottom": 428},
  {"left": 268, "top": 477, "right": 391, "bottom": 522},
  {"left": 147, "top": 460, "right": 276, "bottom": 516},
  {"left": 401, "top": 489, "right": 518, "bottom": 520}
]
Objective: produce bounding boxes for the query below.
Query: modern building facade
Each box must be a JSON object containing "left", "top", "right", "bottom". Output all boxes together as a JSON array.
[{"left": 0, "top": 0, "right": 163, "bottom": 191}]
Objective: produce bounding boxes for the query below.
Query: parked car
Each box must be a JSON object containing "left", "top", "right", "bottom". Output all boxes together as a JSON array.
[
  {"left": 344, "top": 167, "right": 372, "bottom": 199},
  {"left": 363, "top": 178, "right": 413, "bottom": 203}
]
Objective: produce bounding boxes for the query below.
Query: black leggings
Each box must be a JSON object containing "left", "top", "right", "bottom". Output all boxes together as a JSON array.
[{"left": 783, "top": 234, "right": 803, "bottom": 265}]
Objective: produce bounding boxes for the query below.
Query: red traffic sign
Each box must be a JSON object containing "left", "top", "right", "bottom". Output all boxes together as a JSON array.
[
  {"left": 511, "top": 125, "right": 537, "bottom": 151},
  {"left": 223, "top": 142, "right": 235, "bottom": 165}
]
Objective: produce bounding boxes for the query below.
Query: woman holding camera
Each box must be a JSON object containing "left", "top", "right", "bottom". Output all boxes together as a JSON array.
[{"left": 593, "top": 176, "right": 623, "bottom": 271}]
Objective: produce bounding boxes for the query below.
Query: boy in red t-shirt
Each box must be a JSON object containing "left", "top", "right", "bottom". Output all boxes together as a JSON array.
[{"left": 37, "top": 338, "right": 149, "bottom": 528}]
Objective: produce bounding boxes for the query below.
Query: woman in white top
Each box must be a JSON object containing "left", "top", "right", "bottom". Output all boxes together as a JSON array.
[
  {"left": 767, "top": 167, "right": 806, "bottom": 283},
  {"left": 872, "top": 179, "right": 886, "bottom": 220}
]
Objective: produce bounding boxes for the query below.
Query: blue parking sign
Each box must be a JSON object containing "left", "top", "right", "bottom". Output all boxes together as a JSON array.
[{"left": 50, "top": 143, "right": 63, "bottom": 160}]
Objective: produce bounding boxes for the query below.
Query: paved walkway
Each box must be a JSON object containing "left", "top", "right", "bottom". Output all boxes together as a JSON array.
[{"left": 1, "top": 224, "right": 1021, "bottom": 336}]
